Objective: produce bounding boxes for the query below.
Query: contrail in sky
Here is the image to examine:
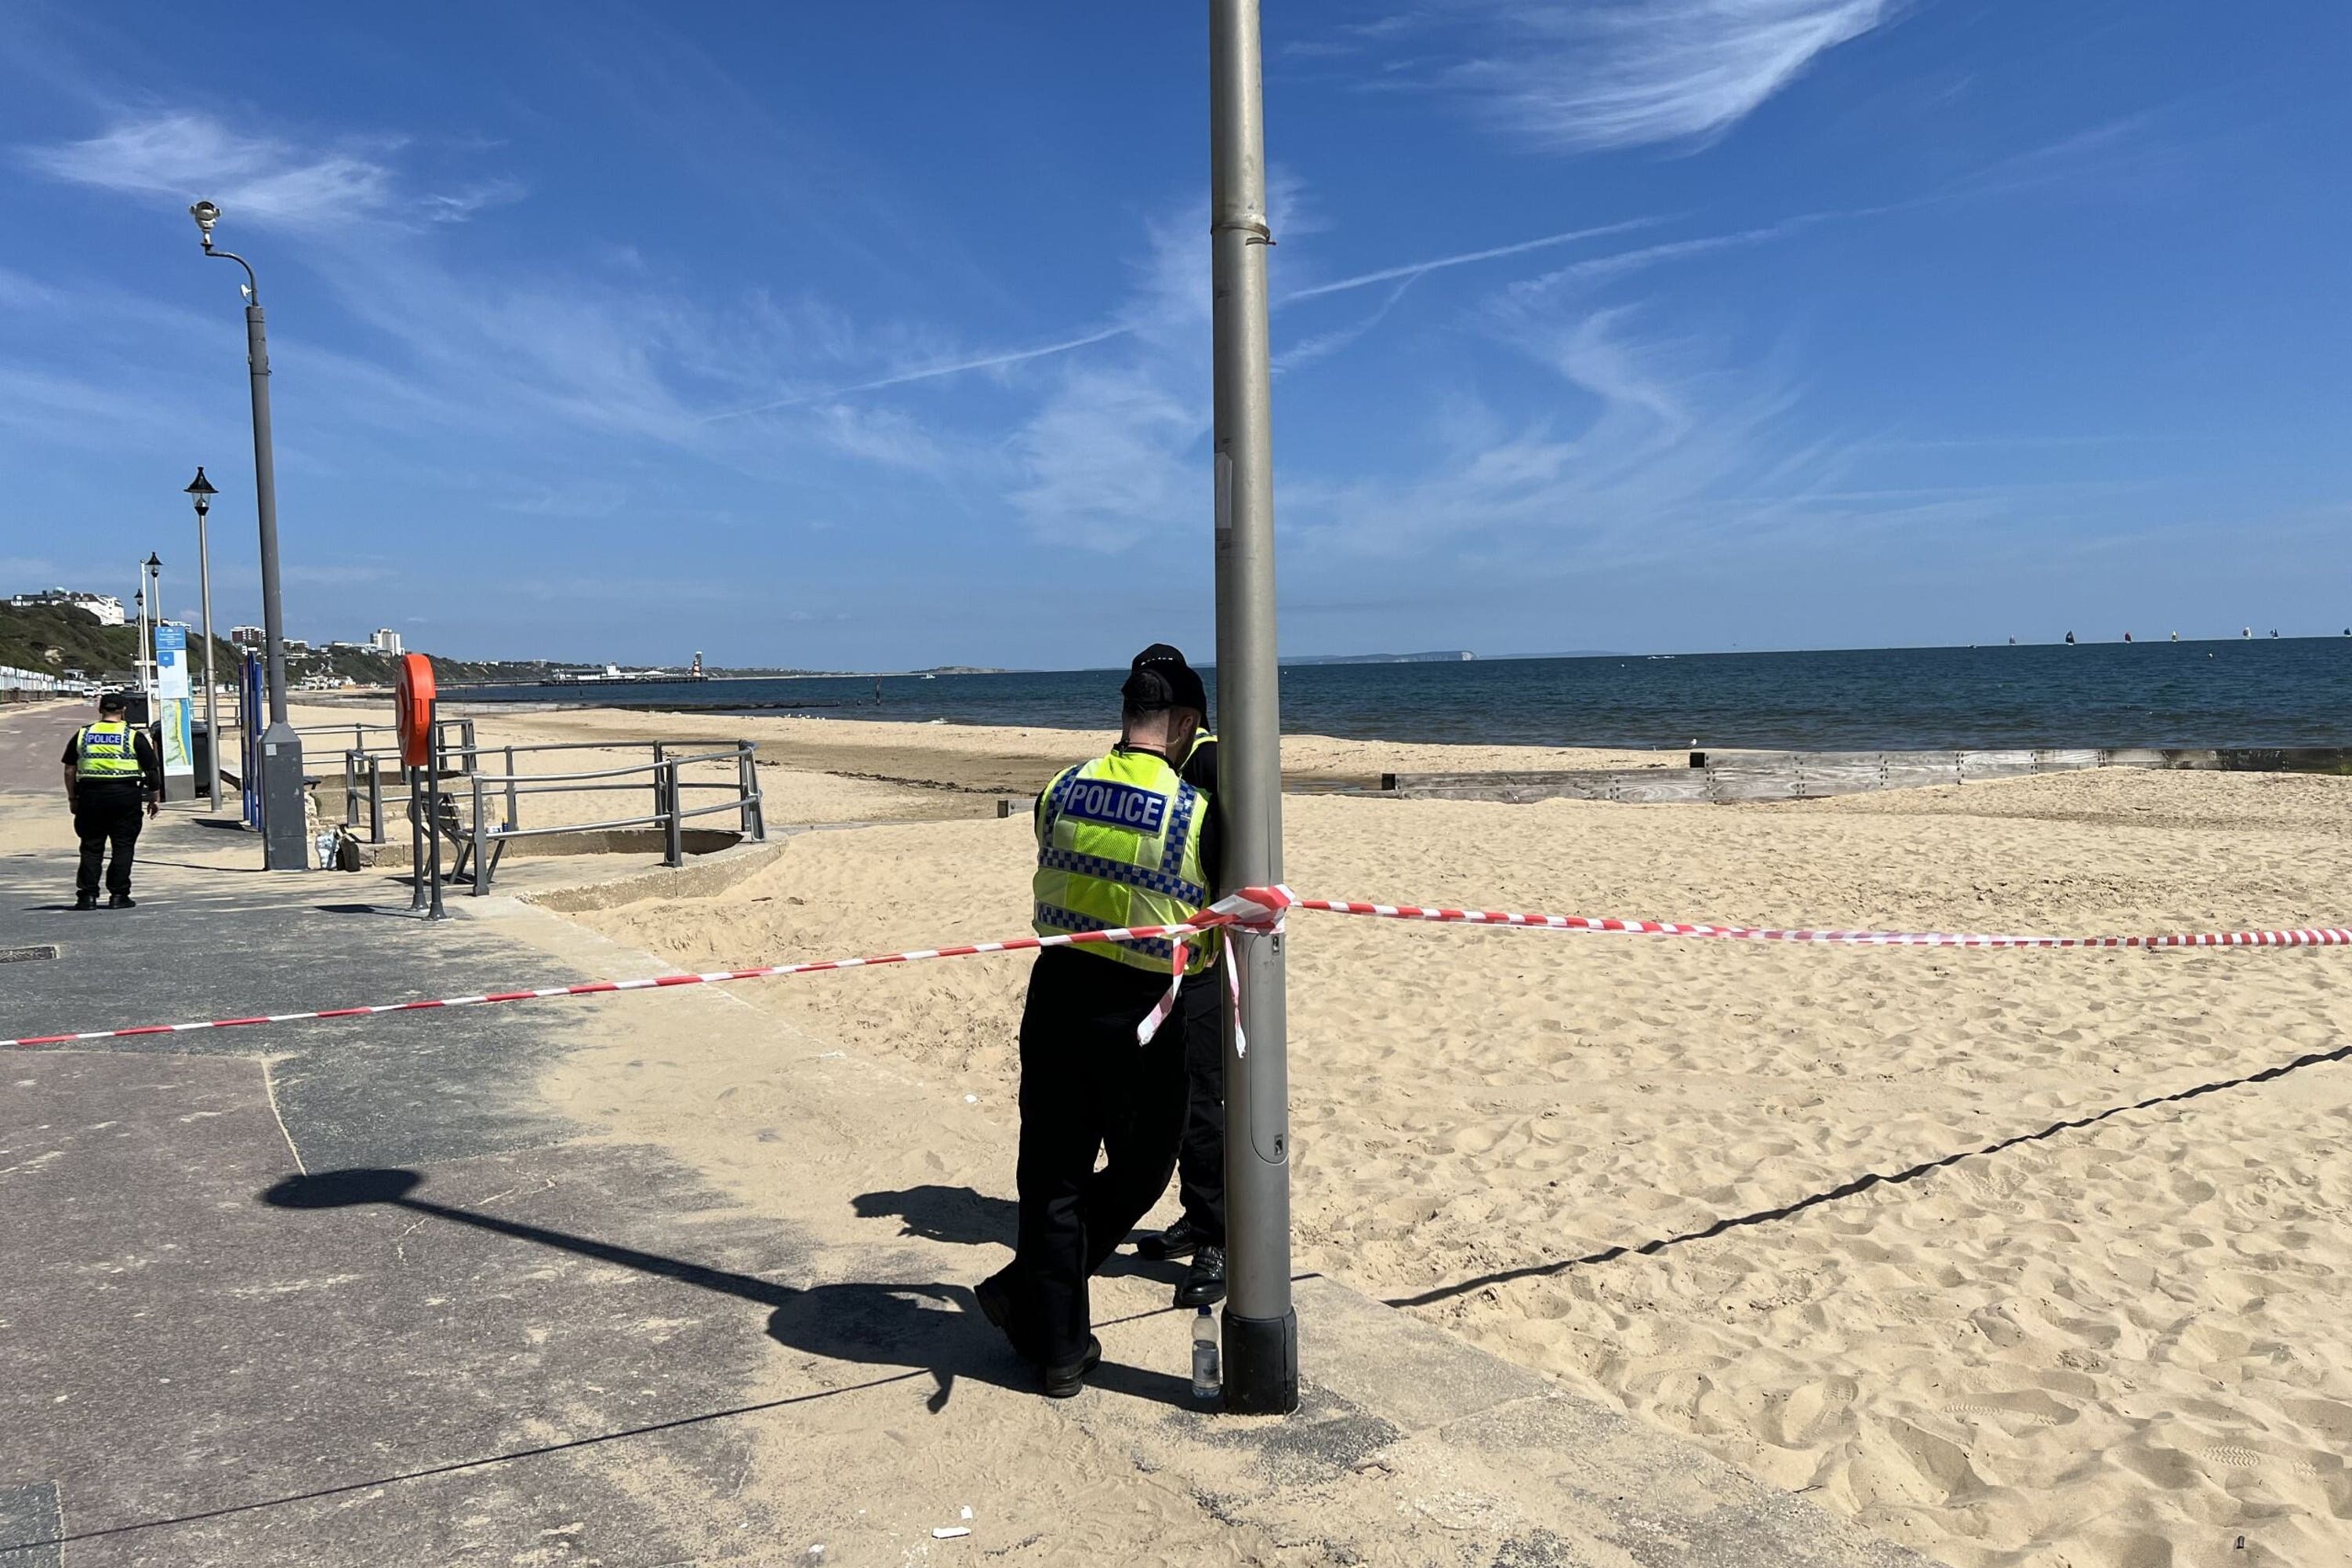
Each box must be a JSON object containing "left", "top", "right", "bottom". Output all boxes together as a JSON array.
[
  {"left": 1276, "top": 216, "right": 1662, "bottom": 303},
  {"left": 703, "top": 325, "right": 1136, "bottom": 422},
  {"left": 706, "top": 215, "right": 1662, "bottom": 418}
]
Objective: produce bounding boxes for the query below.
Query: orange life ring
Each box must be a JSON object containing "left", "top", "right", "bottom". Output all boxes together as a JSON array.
[{"left": 395, "top": 652, "right": 437, "bottom": 768}]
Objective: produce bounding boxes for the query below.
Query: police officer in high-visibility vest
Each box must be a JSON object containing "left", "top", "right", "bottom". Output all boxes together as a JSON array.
[
  {"left": 60, "top": 692, "right": 163, "bottom": 909},
  {"left": 976, "top": 644, "right": 1221, "bottom": 1396}
]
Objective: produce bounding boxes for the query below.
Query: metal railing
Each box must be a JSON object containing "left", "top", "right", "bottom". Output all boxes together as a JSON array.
[
  {"left": 313, "top": 717, "right": 474, "bottom": 767},
  {"left": 343, "top": 736, "right": 764, "bottom": 895},
  {"left": 334, "top": 722, "right": 481, "bottom": 841}
]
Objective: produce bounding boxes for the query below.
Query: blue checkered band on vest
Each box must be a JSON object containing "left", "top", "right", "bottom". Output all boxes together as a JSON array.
[
  {"left": 1159, "top": 783, "right": 1196, "bottom": 876},
  {"left": 1032, "top": 902, "right": 1180, "bottom": 962},
  {"left": 1042, "top": 765, "right": 1085, "bottom": 832},
  {"left": 1036, "top": 847, "right": 1207, "bottom": 909}
]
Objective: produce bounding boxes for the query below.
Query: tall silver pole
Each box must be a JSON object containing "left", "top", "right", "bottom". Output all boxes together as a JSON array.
[
  {"left": 197, "top": 509, "right": 221, "bottom": 806},
  {"left": 247, "top": 294, "right": 310, "bottom": 869},
  {"left": 1210, "top": 0, "right": 1297, "bottom": 1415},
  {"left": 245, "top": 303, "right": 290, "bottom": 730},
  {"left": 151, "top": 557, "right": 163, "bottom": 738},
  {"left": 194, "top": 207, "right": 310, "bottom": 869}
]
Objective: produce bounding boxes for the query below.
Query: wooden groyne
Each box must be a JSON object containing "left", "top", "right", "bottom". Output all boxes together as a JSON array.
[{"left": 1381, "top": 747, "right": 2352, "bottom": 805}]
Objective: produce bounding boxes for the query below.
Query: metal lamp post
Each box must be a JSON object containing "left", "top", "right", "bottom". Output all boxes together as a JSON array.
[
  {"left": 133, "top": 582, "right": 148, "bottom": 707},
  {"left": 189, "top": 200, "right": 306, "bottom": 869},
  {"left": 1210, "top": 0, "right": 1298, "bottom": 1414},
  {"left": 186, "top": 468, "right": 223, "bottom": 806},
  {"left": 143, "top": 554, "right": 163, "bottom": 715}
]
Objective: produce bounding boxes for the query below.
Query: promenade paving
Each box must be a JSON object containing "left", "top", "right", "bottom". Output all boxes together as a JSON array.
[{"left": 0, "top": 700, "right": 1935, "bottom": 1566}]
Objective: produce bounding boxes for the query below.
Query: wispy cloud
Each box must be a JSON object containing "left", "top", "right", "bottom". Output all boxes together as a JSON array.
[
  {"left": 1007, "top": 211, "right": 1211, "bottom": 552},
  {"left": 1291, "top": 298, "right": 1848, "bottom": 565},
  {"left": 17, "top": 113, "right": 457, "bottom": 230},
  {"left": 1341, "top": 0, "right": 1897, "bottom": 153}
]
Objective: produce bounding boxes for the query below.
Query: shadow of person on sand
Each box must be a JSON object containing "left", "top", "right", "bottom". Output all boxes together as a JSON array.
[
  {"left": 851, "top": 1183, "right": 1016, "bottom": 1245},
  {"left": 848, "top": 1183, "right": 1183, "bottom": 1288},
  {"left": 264, "top": 1168, "right": 1193, "bottom": 1413},
  {"left": 761, "top": 1280, "right": 1192, "bottom": 1412}
]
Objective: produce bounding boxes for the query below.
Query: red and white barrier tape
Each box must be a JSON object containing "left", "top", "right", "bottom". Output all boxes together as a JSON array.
[
  {"left": 1263, "top": 887, "right": 2352, "bottom": 948},
  {"left": 5, "top": 884, "right": 2343, "bottom": 1051},
  {"left": 0, "top": 900, "right": 1265, "bottom": 1051}
]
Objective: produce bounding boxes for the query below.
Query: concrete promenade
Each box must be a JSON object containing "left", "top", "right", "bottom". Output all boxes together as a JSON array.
[{"left": 1, "top": 703, "right": 1933, "bottom": 1566}]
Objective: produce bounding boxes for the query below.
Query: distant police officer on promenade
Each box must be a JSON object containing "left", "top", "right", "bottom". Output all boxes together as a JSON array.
[
  {"left": 61, "top": 692, "right": 163, "bottom": 909},
  {"left": 976, "top": 644, "right": 1221, "bottom": 1396}
]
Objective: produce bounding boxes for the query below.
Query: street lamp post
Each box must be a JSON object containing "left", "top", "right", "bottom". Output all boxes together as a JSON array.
[
  {"left": 143, "top": 554, "right": 165, "bottom": 798},
  {"left": 1209, "top": 0, "right": 1298, "bottom": 1414},
  {"left": 186, "top": 468, "right": 222, "bottom": 807},
  {"left": 143, "top": 554, "right": 163, "bottom": 719},
  {"left": 133, "top": 580, "right": 148, "bottom": 708},
  {"left": 189, "top": 201, "right": 306, "bottom": 869}
]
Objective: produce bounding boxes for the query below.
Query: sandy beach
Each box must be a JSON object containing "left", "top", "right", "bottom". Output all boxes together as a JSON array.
[{"left": 326, "top": 698, "right": 2352, "bottom": 1568}]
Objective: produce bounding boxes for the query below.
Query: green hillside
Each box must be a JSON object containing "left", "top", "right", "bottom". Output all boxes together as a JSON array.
[
  {"left": 0, "top": 603, "right": 586, "bottom": 690},
  {"left": 0, "top": 602, "right": 239, "bottom": 684}
]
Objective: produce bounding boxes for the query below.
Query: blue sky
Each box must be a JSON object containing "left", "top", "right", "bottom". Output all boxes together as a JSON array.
[{"left": 3, "top": 2, "right": 2347, "bottom": 668}]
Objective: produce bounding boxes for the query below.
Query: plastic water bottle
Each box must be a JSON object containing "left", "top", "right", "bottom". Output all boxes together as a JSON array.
[{"left": 1191, "top": 1307, "right": 1220, "bottom": 1403}]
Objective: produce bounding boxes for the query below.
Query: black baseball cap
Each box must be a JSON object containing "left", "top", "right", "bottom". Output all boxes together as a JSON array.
[
  {"left": 1122, "top": 643, "right": 1207, "bottom": 717},
  {"left": 97, "top": 691, "right": 128, "bottom": 713}
]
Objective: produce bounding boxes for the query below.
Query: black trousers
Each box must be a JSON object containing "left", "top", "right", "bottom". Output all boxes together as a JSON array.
[
  {"left": 1174, "top": 968, "right": 1227, "bottom": 1246},
  {"left": 74, "top": 789, "right": 145, "bottom": 899},
  {"left": 1000, "top": 947, "right": 1216, "bottom": 1369}
]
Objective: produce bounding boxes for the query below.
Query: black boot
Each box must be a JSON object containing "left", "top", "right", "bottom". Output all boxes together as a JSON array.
[
  {"left": 108, "top": 894, "right": 136, "bottom": 909},
  {"left": 1175, "top": 1246, "right": 1226, "bottom": 1308},
  {"left": 1136, "top": 1215, "right": 1202, "bottom": 1261},
  {"left": 1042, "top": 1335, "right": 1102, "bottom": 1399},
  {"left": 74, "top": 894, "right": 97, "bottom": 910}
]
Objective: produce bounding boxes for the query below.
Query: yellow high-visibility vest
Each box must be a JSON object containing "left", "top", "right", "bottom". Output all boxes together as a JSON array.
[
  {"left": 74, "top": 720, "right": 143, "bottom": 782},
  {"left": 1033, "top": 747, "right": 1211, "bottom": 975}
]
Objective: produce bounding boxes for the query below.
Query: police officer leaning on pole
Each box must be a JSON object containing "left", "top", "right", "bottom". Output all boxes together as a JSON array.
[
  {"left": 1133, "top": 712, "right": 1229, "bottom": 1308},
  {"left": 976, "top": 644, "right": 1223, "bottom": 1397},
  {"left": 61, "top": 691, "right": 164, "bottom": 909}
]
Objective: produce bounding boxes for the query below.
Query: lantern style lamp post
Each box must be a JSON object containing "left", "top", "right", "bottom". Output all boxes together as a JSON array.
[{"left": 185, "top": 468, "right": 223, "bottom": 806}]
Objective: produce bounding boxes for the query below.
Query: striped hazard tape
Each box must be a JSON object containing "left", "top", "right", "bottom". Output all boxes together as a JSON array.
[
  {"left": 4, "top": 885, "right": 2343, "bottom": 1051},
  {"left": 1270, "top": 890, "right": 2352, "bottom": 949}
]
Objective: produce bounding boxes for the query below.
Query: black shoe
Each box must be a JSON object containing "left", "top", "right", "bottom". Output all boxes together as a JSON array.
[
  {"left": 1042, "top": 1335, "right": 1102, "bottom": 1399},
  {"left": 1136, "top": 1215, "right": 1203, "bottom": 1261},
  {"left": 107, "top": 895, "right": 136, "bottom": 909},
  {"left": 1175, "top": 1246, "right": 1226, "bottom": 1308},
  {"left": 74, "top": 895, "right": 97, "bottom": 910}
]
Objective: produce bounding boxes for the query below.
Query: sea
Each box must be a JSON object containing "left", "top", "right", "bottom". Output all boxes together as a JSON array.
[{"left": 452, "top": 637, "right": 2352, "bottom": 753}]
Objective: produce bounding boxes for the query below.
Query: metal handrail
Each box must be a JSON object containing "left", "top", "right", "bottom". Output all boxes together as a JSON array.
[
  {"left": 672, "top": 796, "right": 755, "bottom": 822},
  {"left": 467, "top": 778, "right": 745, "bottom": 797},
  {"left": 447, "top": 737, "right": 745, "bottom": 756},
  {"left": 477, "top": 811, "right": 675, "bottom": 840},
  {"left": 336, "top": 735, "right": 739, "bottom": 768},
  {"left": 389, "top": 736, "right": 767, "bottom": 892},
  {"left": 459, "top": 758, "right": 686, "bottom": 786},
  {"left": 343, "top": 768, "right": 745, "bottom": 817}
]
